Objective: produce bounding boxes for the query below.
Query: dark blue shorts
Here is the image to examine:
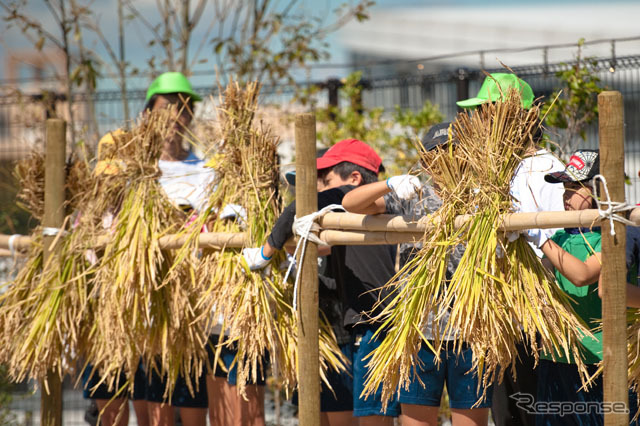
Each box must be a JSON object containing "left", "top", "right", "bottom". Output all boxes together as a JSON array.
[
  {"left": 207, "top": 334, "right": 237, "bottom": 379},
  {"left": 145, "top": 365, "right": 208, "bottom": 408},
  {"left": 536, "top": 360, "right": 639, "bottom": 426},
  {"left": 206, "top": 334, "right": 266, "bottom": 387},
  {"left": 292, "top": 342, "right": 354, "bottom": 412},
  {"left": 398, "top": 341, "right": 493, "bottom": 409},
  {"left": 82, "top": 363, "right": 146, "bottom": 401},
  {"left": 352, "top": 326, "right": 400, "bottom": 417}
]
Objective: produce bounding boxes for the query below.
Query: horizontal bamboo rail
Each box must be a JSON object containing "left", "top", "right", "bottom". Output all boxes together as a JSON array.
[
  {"left": 318, "top": 208, "right": 640, "bottom": 233},
  {"left": 1, "top": 208, "right": 638, "bottom": 254}
]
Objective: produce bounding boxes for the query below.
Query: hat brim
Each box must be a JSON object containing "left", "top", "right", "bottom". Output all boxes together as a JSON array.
[
  {"left": 316, "top": 156, "right": 340, "bottom": 171},
  {"left": 456, "top": 97, "right": 487, "bottom": 108},
  {"left": 544, "top": 172, "right": 575, "bottom": 183},
  {"left": 153, "top": 90, "right": 202, "bottom": 102},
  {"left": 285, "top": 171, "right": 296, "bottom": 186}
]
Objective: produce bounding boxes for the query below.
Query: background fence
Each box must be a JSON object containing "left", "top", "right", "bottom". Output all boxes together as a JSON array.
[
  {"left": 2, "top": 54, "right": 640, "bottom": 199},
  {"left": 1, "top": 52, "right": 639, "bottom": 425}
]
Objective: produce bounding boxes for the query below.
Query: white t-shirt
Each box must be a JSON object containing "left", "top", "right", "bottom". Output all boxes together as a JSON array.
[
  {"left": 510, "top": 149, "right": 565, "bottom": 257},
  {"left": 158, "top": 152, "right": 215, "bottom": 213}
]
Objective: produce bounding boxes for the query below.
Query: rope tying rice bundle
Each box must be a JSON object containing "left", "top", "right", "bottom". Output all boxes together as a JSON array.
[
  {"left": 593, "top": 174, "right": 636, "bottom": 235},
  {"left": 287, "top": 204, "right": 345, "bottom": 311}
]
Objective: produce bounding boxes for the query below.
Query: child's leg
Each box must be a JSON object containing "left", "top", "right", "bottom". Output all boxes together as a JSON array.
[
  {"left": 96, "top": 398, "right": 129, "bottom": 426},
  {"left": 178, "top": 407, "right": 207, "bottom": 426},
  {"left": 451, "top": 408, "right": 489, "bottom": 426},
  {"left": 357, "top": 416, "right": 394, "bottom": 425},
  {"left": 147, "top": 402, "right": 174, "bottom": 426},
  {"left": 322, "top": 411, "right": 357, "bottom": 426},
  {"left": 132, "top": 400, "right": 149, "bottom": 426},
  {"left": 207, "top": 375, "right": 235, "bottom": 426},
  {"left": 235, "top": 384, "right": 266, "bottom": 426},
  {"left": 400, "top": 404, "right": 439, "bottom": 425}
]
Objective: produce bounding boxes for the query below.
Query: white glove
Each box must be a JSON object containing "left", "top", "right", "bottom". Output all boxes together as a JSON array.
[
  {"left": 523, "top": 228, "right": 555, "bottom": 249},
  {"left": 386, "top": 175, "right": 421, "bottom": 200},
  {"left": 242, "top": 246, "right": 272, "bottom": 271},
  {"left": 220, "top": 204, "right": 247, "bottom": 224},
  {"left": 506, "top": 231, "right": 520, "bottom": 243}
]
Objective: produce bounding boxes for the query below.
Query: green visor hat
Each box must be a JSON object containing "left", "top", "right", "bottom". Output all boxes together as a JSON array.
[
  {"left": 456, "top": 73, "right": 534, "bottom": 109},
  {"left": 145, "top": 72, "right": 202, "bottom": 103}
]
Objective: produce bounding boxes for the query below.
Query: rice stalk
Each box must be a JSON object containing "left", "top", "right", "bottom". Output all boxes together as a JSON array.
[
  {"left": 0, "top": 152, "right": 97, "bottom": 386},
  {"left": 362, "top": 91, "right": 591, "bottom": 408},
  {"left": 85, "top": 109, "right": 209, "bottom": 399},
  {"left": 195, "top": 80, "right": 347, "bottom": 397}
]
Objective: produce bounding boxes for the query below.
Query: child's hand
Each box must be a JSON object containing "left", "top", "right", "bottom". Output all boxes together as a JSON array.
[
  {"left": 386, "top": 175, "right": 421, "bottom": 200},
  {"left": 242, "top": 246, "right": 272, "bottom": 271},
  {"left": 523, "top": 228, "right": 554, "bottom": 249}
]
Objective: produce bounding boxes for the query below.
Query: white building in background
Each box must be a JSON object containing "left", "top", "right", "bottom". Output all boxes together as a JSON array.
[{"left": 338, "top": 2, "right": 640, "bottom": 75}]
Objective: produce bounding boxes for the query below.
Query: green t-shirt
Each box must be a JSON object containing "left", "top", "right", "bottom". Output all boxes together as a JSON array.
[{"left": 541, "top": 228, "right": 602, "bottom": 365}]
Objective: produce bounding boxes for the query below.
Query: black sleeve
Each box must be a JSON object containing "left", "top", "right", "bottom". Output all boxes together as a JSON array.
[
  {"left": 267, "top": 202, "right": 296, "bottom": 249},
  {"left": 266, "top": 187, "right": 348, "bottom": 250}
]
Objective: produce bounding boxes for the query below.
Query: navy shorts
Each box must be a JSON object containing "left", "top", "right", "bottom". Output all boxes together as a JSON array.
[
  {"left": 536, "top": 360, "right": 639, "bottom": 426},
  {"left": 352, "top": 326, "right": 400, "bottom": 417},
  {"left": 82, "top": 363, "right": 146, "bottom": 401},
  {"left": 146, "top": 364, "right": 208, "bottom": 408},
  {"left": 207, "top": 334, "right": 266, "bottom": 386},
  {"left": 207, "top": 334, "right": 237, "bottom": 379},
  {"left": 398, "top": 341, "right": 493, "bottom": 409},
  {"left": 292, "top": 342, "right": 354, "bottom": 412}
]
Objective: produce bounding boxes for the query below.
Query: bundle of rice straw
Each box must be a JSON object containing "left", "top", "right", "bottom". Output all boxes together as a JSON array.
[
  {"left": 0, "top": 152, "right": 96, "bottom": 387},
  {"left": 195, "top": 80, "right": 347, "bottom": 396},
  {"left": 85, "top": 109, "right": 208, "bottom": 398},
  {"left": 626, "top": 311, "right": 640, "bottom": 418},
  {"left": 362, "top": 91, "right": 591, "bottom": 407}
]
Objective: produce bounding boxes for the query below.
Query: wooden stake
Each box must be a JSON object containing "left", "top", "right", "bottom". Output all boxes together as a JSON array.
[
  {"left": 599, "top": 91, "right": 628, "bottom": 425},
  {"left": 41, "top": 119, "right": 66, "bottom": 426},
  {"left": 295, "top": 112, "right": 320, "bottom": 426}
]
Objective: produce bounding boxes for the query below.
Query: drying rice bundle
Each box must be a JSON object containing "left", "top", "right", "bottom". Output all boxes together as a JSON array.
[
  {"left": 0, "top": 153, "right": 96, "bottom": 386},
  {"left": 196, "top": 80, "right": 296, "bottom": 394},
  {"left": 13, "top": 150, "right": 93, "bottom": 221},
  {"left": 363, "top": 92, "right": 591, "bottom": 406},
  {"left": 86, "top": 109, "right": 208, "bottom": 397},
  {"left": 197, "top": 80, "right": 347, "bottom": 396},
  {"left": 626, "top": 310, "right": 640, "bottom": 411}
]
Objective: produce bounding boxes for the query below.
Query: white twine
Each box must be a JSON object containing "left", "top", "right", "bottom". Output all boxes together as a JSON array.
[
  {"left": 7, "top": 234, "right": 20, "bottom": 257},
  {"left": 592, "top": 174, "right": 636, "bottom": 236},
  {"left": 285, "top": 204, "right": 345, "bottom": 312},
  {"left": 42, "top": 227, "right": 68, "bottom": 237}
]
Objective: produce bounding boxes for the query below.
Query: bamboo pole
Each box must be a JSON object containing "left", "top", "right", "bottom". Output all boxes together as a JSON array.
[
  {"left": 599, "top": 91, "right": 628, "bottom": 425},
  {"left": 295, "top": 112, "right": 320, "bottom": 426},
  {"left": 41, "top": 119, "right": 66, "bottom": 426},
  {"left": 3, "top": 209, "right": 640, "bottom": 252},
  {"left": 319, "top": 208, "right": 640, "bottom": 233}
]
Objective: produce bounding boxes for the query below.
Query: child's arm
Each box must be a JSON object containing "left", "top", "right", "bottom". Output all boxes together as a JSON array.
[
  {"left": 625, "top": 284, "right": 640, "bottom": 309},
  {"left": 341, "top": 181, "right": 389, "bottom": 215},
  {"left": 539, "top": 239, "right": 602, "bottom": 287},
  {"left": 342, "top": 175, "right": 421, "bottom": 214}
]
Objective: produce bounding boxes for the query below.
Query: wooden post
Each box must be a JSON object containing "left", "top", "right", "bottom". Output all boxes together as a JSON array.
[
  {"left": 41, "top": 118, "right": 66, "bottom": 426},
  {"left": 295, "top": 113, "right": 320, "bottom": 426},
  {"left": 599, "top": 91, "right": 628, "bottom": 425}
]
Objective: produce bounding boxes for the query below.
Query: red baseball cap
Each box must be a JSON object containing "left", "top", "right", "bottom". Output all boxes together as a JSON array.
[{"left": 316, "top": 139, "right": 381, "bottom": 173}]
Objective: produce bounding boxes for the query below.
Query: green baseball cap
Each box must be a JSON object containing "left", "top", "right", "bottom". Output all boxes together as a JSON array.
[
  {"left": 145, "top": 71, "right": 202, "bottom": 102},
  {"left": 456, "top": 73, "right": 534, "bottom": 109}
]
